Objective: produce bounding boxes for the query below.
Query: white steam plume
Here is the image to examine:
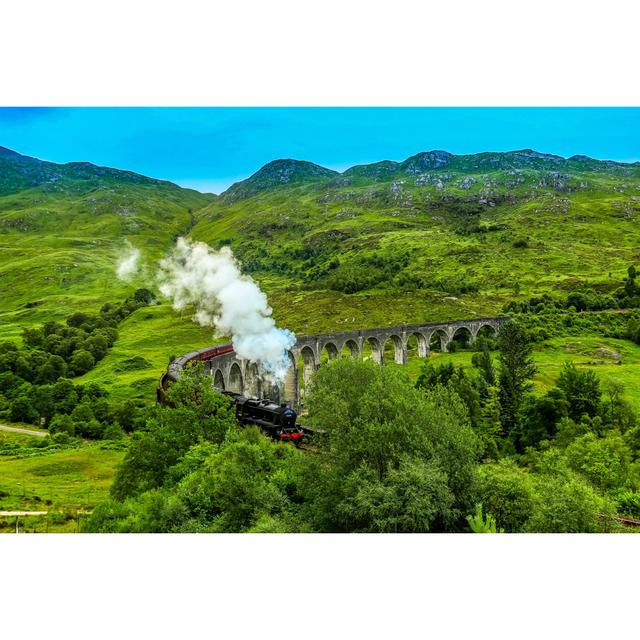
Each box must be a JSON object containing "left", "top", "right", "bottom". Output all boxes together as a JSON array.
[
  {"left": 158, "top": 238, "right": 296, "bottom": 383},
  {"left": 116, "top": 242, "right": 141, "bottom": 281}
]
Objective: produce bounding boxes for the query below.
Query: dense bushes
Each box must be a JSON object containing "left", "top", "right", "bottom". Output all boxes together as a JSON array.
[
  {"left": 318, "top": 253, "right": 410, "bottom": 294},
  {"left": 413, "top": 321, "right": 640, "bottom": 532},
  {"left": 304, "top": 359, "right": 479, "bottom": 532},
  {"left": 110, "top": 365, "right": 238, "bottom": 499},
  {"left": 1, "top": 290, "right": 154, "bottom": 389},
  {"left": 509, "top": 308, "right": 637, "bottom": 344},
  {"left": 505, "top": 265, "right": 640, "bottom": 316},
  {"left": 86, "top": 336, "right": 640, "bottom": 533},
  {"left": 0, "top": 291, "right": 154, "bottom": 438},
  {"left": 88, "top": 360, "right": 482, "bottom": 533},
  {"left": 0, "top": 374, "right": 144, "bottom": 440}
]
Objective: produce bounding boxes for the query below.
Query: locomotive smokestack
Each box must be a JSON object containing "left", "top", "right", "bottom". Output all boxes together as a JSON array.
[{"left": 158, "top": 237, "right": 295, "bottom": 383}]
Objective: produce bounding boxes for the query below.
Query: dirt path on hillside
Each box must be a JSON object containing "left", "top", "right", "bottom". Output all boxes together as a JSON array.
[{"left": 0, "top": 424, "right": 47, "bottom": 437}]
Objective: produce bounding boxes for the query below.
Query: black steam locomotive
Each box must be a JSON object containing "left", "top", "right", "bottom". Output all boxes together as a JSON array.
[
  {"left": 219, "top": 390, "right": 305, "bottom": 444},
  {"left": 158, "top": 344, "right": 306, "bottom": 445}
]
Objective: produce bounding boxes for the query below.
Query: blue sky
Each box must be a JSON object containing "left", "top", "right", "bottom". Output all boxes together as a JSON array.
[{"left": 0, "top": 107, "right": 638, "bottom": 194}]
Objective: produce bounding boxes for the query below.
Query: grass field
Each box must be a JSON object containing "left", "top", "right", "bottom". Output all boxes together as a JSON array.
[
  {"left": 2, "top": 148, "right": 640, "bottom": 531},
  {"left": 3, "top": 334, "right": 640, "bottom": 533},
  {"left": 388, "top": 335, "right": 640, "bottom": 412},
  {"left": 2, "top": 148, "right": 640, "bottom": 398},
  {"left": 0, "top": 439, "right": 124, "bottom": 533}
]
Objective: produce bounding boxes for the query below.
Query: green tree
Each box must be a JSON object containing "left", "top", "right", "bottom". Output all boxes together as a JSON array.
[
  {"left": 416, "top": 361, "right": 456, "bottom": 389},
  {"left": 624, "top": 264, "right": 639, "bottom": 297},
  {"left": 416, "top": 363, "right": 481, "bottom": 428},
  {"left": 476, "top": 459, "right": 534, "bottom": 532},
  {"left": 306, "top": 359, "right": 479, "bottom": 531},
  {"left": 0, "top": 371, "right": 24, "bottom": 396},
  {"left": 477, "top": 385, "right": 502, "bottom": 459},
  {"left": 556, "top": 362, "right": 601, "bottom": 422},
  {"left": 0, "top": 352, "right": 16, "bottom": 375},
  {"left": 79, "top": 419, "right": 105, "bottom": 439},
  {"left": 69, "top": 349, "right": 95, "bottom": 376},
  {"left": 467, "top": 504, "right": 503, "bottom": 533},
  {"left": 81, "top": 382, "right": 109, "bottom": 400},
  {"left": 103, "top": 423, "right": 125, "bottom": 441},
  {"left": 472, "top": 345, "right": 496, "bottom": 389},
  {"left": 14, "top": 354, "right": 34, "bottom": 381},
  {"left": 497, "top": 321, "right": 536, "bottom": 445},
  {"left": 71, "top": 403, "right": 96, "bottom": 434},
  {"left": 133, "top": 288, "right": 156, "bottom": 305},
  {"left": 35, "top": 354, "right": 67, "bottom": 384},
  {"left": 0, "top": 341, "right": 19, "bottom": 355},
  {"left": 110, "top": 364, "right": 238, "bottom": 500},
  {"left": 113, "top": 399, "right": 139, "bottom": 432},
  {"left": 22, "top": 327, "right": 44, "bottom": 349},
  {"left": 49, "top": 413, "right": 75, "bottom": 436},
  {"left": 42, "top": 333, "right": 63, "bottom": 356},
  {"left": 334, "top": 458, "right": 456, "bottom": 533},
  {"left": 565, "top": 432, "right": 632, "bottom": 491},
  {"left": 526, "top": 473, "right": 607, "bottom": 533},
  {"left": 88, "top": 430, "right": 301, "bottom": 533},
  {"left": 601, "top": 380, "right": 636, "bottom": 432},
  {"left": 83, "top": 334, "right": 108, "bottom": 362},
  {"left": 519, "top": 388, "right": 568, "bottom": 449},
  {"left": 29, "top": 385, "right": 56, "bottom": 427},
  {"left": 52, "top": 378, "right": 79, "bottom": 414},
  {"left": 66, "top": 312, "right": 95, "bottom": 329},
  {"left": 173, "top": 429, "right": 296, "bottom": 532},
  {"left": 10, "top": 393, "right": 39, "bottom": 424}
]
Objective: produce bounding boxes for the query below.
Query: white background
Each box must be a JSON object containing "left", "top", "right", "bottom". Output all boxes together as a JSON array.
[
  {"left": 1, "top": 1, "right": 639, "bottom": 638},
  {"left": 2, "top": 0, "right": 640, "bottom": 105}
]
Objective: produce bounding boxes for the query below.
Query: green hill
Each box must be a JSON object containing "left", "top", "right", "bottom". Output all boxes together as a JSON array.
[
  {"left": 3, "top": 144, "right": 640, "bottom": 521},
  {"left": 0, "top": 147, "right": 218, "bottom": 394},
  {"left": 0, "top": 148, "right": 213, "bottom": 319},
  {"left": 2, "top": 145, "right": 640, "bottom": 399},
  {"left": 193, "top": 148, "right": 640, "bottom": 333}
]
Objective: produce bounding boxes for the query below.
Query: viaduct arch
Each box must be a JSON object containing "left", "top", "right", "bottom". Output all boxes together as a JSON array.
[{"left": 172, "top": 316, "right": 510, "bottom": 409}]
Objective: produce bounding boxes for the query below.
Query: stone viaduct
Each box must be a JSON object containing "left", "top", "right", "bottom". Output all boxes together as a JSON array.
[{"left": 195, "top": 316, "right": 510, "bottom": 409}]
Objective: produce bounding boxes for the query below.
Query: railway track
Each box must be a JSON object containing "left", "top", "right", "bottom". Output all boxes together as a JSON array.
[{"left": 603, "top": 513, "right": 640, "bottom": 528}]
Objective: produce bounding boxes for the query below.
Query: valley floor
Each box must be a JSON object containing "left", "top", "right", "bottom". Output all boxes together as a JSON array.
[
  {"left": 0, "top": 437, "right": 124, "bottom": 533},
  {"left": 3, "top": 332, "right": 640, "bottom": 532}
]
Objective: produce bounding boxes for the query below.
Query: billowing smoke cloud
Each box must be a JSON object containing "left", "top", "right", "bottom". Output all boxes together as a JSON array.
[
  {"left": 158, "top": 238, "right": 296, "bottom": 383},
  {"left": 116, "top": 242, "right": 141, "bottom": 282}
]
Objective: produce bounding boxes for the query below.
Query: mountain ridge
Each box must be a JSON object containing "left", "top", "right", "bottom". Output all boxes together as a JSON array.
[
  {"left": 2, "top": 144, "right": 638, "bottom": 200},
  {"left": 0, "top": 145, "right": 212, "bottom": 197},
  {"left": 222, "top": 147, "right": 640, "bottom": 200}
]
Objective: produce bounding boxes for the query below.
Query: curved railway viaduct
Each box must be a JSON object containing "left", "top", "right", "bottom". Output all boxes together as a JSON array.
[{"left": 175, "top": 316, "right": 510, "bottom": 409}]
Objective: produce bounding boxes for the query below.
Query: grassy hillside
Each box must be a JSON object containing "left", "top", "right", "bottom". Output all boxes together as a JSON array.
[
  {"left": 192, "top": 150, "right": 640, "bottom": 334},
  {"left": 2, "top": 145, "right": 640, "bottom": 398},
  {"left": 3, "top": 145, "right": 640, "bottom": 532},
  {"left": 0, "top": 435, "right": 124, "bottom": 533},
  {"left": 0, "top": 146, "right": 214, "bottom": 333}
]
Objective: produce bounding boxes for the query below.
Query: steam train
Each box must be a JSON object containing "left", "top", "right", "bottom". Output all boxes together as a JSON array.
[
  {"left": 157, "top": 344, "right": 306, "bottom": 444},
  {"left": 219, "top": 390, "right": 305, "bottom": 444},
  {"left": 157, "top": 343, "right": 235, "bottom": 403}
]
